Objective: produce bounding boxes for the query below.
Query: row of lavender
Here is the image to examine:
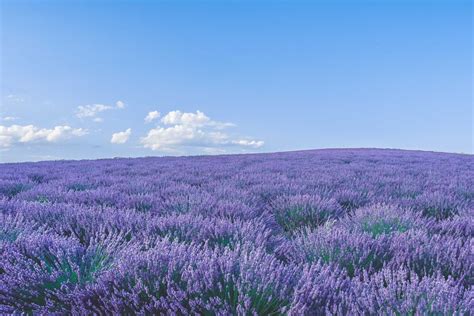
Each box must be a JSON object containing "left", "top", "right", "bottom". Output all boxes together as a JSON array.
[{"left": 0, "top": 149, "right": 472, "bottom": 314}]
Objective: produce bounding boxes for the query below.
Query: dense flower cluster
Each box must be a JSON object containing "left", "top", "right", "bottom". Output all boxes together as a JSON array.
[{"left": 0, "top": 149, "right": 472, "bottom": 314}]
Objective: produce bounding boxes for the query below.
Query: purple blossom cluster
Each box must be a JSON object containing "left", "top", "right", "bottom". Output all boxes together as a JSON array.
[{"left": 0, "top": 149, "right": 472, "bottom": 314}]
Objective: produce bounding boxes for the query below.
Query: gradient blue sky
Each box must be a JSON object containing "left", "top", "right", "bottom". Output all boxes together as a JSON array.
[{"left": 1, "top": 0, "right": 472, "bottom": 162}]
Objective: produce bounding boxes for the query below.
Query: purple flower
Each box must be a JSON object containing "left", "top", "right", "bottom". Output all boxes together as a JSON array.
[{"left": 0, "top": 148, "right": 471, "bottom": 313}]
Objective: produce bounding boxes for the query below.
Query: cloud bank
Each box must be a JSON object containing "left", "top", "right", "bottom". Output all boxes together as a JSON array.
[
  {"left": 140, "top": 110, "right": 263, "bottom": 152},
  {"left": 0, "top": 125, "right": 87, "bottom": 148},
  {"left": 2, "top": 103, "right": 264, "bottom": 159}
]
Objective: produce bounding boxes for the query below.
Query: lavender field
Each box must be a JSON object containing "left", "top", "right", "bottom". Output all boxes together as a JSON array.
[{"left": 0, "top": 149, "right": 472, "bottom": 314}]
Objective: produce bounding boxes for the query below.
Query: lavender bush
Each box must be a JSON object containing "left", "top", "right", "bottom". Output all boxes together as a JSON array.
[{"left": 0, "top": 149, "right": 472, "bottom": 314}]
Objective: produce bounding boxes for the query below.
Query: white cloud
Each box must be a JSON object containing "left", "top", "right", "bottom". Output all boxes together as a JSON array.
[
  {"left": 161, "top": 110, "right": 235, "bottom": 129},
  {"left": 140, "top": 110, "right": 263, "bottom": 152},
  {"left": 75, "top": 100, "right": 125, "bottom": 122},
  {"left": 231, "top": 139, "right": 265, "bottom": 148},
  {"left": 0, "top": 116, "right": 19, "bottom": 122},
  {"left": 76, "top": 104, "right": 113, "bottom": 119},
  {"left": 110, "top": 128, "right": 132, "bottom": 144},
  {"left": 144, "top": 110, "right": 160, "bottom": 123},
  {"left": 0, "top": 124, "right": 87, "bottom": 148},
  {"left": 116, "top": 100, "right": 125, "bottom": 109},
  {"left": 141, "top": 125, "right": 205, "bottom": 150},
  {"left": 6, "top": 94, "right": 25, "bottom": 103},
  {"left": 161, "top": 110, "right": 210, "bottom": 126}
]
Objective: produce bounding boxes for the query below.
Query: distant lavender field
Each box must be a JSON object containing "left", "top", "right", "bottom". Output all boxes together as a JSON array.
[{"left": 0, "top": 149, "right": 472, "bottom": 314}]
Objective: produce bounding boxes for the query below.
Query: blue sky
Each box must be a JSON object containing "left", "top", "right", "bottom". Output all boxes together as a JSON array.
[{"left": 1, "top": 0, "right": 472, "bottom": 162}]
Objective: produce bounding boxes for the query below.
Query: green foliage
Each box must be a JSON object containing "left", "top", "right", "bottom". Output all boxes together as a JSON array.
[
  {"left": 361, "top": 218, "right": 410, "bottom": 238},
  {"left": 275, "top": 206, "right": 333, "bottom": 234},
  {"left": 1, "top": 183, "right": 31, "bottom": 198}
]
